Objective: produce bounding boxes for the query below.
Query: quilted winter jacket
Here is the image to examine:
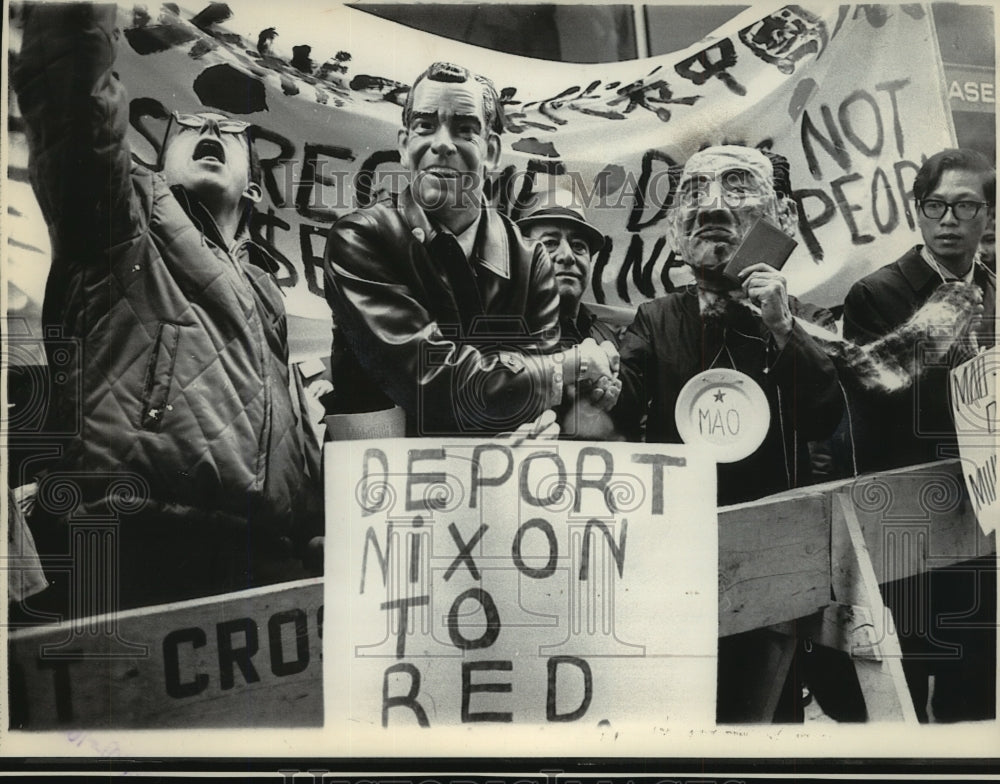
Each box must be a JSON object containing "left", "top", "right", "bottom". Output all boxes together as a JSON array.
[{"left": 15, "top": 4, "right": 307, "bottom": 537}]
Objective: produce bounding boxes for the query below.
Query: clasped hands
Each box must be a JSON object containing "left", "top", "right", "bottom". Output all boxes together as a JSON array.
[
  {"left": 500, "top": 337, "right": 621, "bottom": 445},
  {"left": 566, "top": 337, "right": 622, "bottom": 411}
]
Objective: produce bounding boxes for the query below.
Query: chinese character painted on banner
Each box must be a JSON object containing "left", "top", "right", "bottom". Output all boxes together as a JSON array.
[{"left": 739, "top": 5, "right": 829, "bottom": 75}]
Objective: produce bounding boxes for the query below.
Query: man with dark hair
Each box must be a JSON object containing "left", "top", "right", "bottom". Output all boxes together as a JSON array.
[
  {"left": 401, "top": 61, "right": 505, "bottom": 140},
  {"left": 843, "top": 147, "right": 996, "bottom": 470},
  {"left": 842, "top": 148, "right": 996, "bottom": 722},
  {"left": 14, "top": 3, "right": 317, "bottom": 613},
  {"left": 324, "top": 61, "right": 615, "bottom": 435}
]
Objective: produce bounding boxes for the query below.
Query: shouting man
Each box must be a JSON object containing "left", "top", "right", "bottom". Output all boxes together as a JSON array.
[{"left": 14, "top": 3, "right": 317, "bottom": 613}]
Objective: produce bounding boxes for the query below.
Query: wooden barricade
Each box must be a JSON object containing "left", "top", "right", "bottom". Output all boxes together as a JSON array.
[
  {"left": 718, "top": 459, "right": 995, "bottom": 723},
  {"left": 8, "top": 578, "right": 323, "bottom": 729},
  {"left": 9, "top": 460, "right": 993, "bottom": 727}
]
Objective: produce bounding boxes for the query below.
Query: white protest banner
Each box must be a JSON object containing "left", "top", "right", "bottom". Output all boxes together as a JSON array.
[
  {"left": 324, "top": 439, "right": 716, "bottom": 742},
  {"left": 950, "top": 347, "right": 999, "bottom": 534},
  {"left": 8, "top": 578, "right": 323, "bottom": 729},
  {"left": 6, "top": 2, "right": 955, "bottom": 363}
]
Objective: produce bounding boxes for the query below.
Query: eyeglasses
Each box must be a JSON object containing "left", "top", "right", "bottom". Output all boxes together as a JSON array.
[
  {"left": 157, "top": 111, "right": 251, "bottom": 168},
  {"left": 172, "top": 112, "right": 251, "bottom": 134},
  {"left": 917, "top": 199, "right": 990, "bottom": 221}
]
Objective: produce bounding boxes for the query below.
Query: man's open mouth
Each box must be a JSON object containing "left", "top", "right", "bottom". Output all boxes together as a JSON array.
[{"left": 193, "top": 139, "right": 225, "bottom": 164}]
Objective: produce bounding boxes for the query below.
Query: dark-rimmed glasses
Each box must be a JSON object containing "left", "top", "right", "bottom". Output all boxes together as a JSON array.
[{"left": 917, "top": 199, "right": 990, "bottom": 221}]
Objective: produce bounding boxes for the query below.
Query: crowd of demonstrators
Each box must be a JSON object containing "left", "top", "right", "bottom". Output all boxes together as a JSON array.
[
  {"left": 322, "top": 61, "right": 617, "bottom": 438},
  {"left": 12, "top": 3, "right": 322, "bottom": 617},
  {"left": 11, "top": 5, "right": 996, "bottom": 723}
]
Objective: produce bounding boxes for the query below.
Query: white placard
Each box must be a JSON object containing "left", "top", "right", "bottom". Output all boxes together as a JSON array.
[
  {"left": 950, "top": 347, "right": 999, "bottom": 534},
  {"left": 324, "top": 439, "right": 716, "bottom": 746}
]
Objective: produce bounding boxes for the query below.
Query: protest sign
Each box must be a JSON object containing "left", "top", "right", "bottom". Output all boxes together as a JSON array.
[
  {"left": 8, "top": 578, "right": 323, "bottom": 729},
  {"left": 6, "top": 2, "right": 956, "bottom": 363},
  {"left": 951, "top": 347, "right": 999, "bottom": 533},
  {"left": 324, "top": 439, "right": 717, "bottom": 734}
]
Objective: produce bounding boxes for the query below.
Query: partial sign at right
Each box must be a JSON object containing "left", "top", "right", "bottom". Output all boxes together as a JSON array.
[{"left": 951, "top": 346, "right": 998, "bottom": 533}]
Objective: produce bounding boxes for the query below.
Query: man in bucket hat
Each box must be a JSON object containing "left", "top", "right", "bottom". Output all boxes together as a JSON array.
[
  {"left": 517, "top": 187, "right": 621, "bottom": 351},
  {"left": 517, "top": 187, "right": 623, "bottom": 436}
]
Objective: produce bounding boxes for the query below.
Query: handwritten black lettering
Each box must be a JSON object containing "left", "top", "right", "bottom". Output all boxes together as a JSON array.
[{"left": 461, "top": 660, "right": 513, "bottom": 722}]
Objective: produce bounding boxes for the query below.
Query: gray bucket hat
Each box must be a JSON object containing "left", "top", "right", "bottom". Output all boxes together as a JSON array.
[{"left": 516, "top": 187, "right": 606, "bottom": 255}]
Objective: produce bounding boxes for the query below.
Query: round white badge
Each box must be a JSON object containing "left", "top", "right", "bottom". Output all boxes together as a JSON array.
[{"left": 674, "top": 368, "right": 770, "bottom": 463}]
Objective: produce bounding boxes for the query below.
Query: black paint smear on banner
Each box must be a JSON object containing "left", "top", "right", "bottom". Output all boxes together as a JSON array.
[
  {"left": 525, "top": 157, "right": 566, "bottom": 176},
  {"left": 124, "top": 25, "right": 196, "bottom": 55},
  {"left": 591, "top": 240, "right": 612, "bottom": 304},
  {"left": 188, "top": 39, "right": 216, "bottom": 59},
  {"left": 511, "top": 138, "right": 560, "bottom": 158},
  {"left": 574, "top": 106, "right": 626, "bottom": 120},
  {"left": 291, "top": 45, "right": 314, "bottom": 75},
  {"left": 857, "top": 4, "right": 889, "bottom": 29},
  {"left": 595, "top": 164, "right": 627, "bottom": 197},
  {"left": 193, "top": 64, "right": 268, "bottom": 114},
  {"left": 789, "top": 78, "right": 818, "bottom": 121},
  {"left": 350, "top": 74, "right": 409, "bottom": 107},
  {"left": 257, "top": 27, "right": 277, "bottom": 55},
  {"left": 190, "top": 2, "right": 233, "bottom": 31}
]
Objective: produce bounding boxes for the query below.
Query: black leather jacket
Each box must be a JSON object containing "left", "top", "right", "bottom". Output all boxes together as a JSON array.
[{"left": 324, "top": 188, "right": 561, "bottom": 436}]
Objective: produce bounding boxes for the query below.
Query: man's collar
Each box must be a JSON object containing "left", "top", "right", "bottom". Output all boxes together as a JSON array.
[
  {"left": 455, "top": 212, "right": 481, "bottom": 261},
  {"left": 898, "top": 245, "right": 946, "bottom": 292},
  {"left": 470, "top": 208, "right": 511, "bottom": 279},
  {"left": 170, "top": 185, "right": 279, "bottom": 274},
  {"left": 919, "top": 244, "right": 974, "bottom": 284},
  {"left": 575, "top": 302, "right": 595, "bottom": 330},
  {"left": 172, "top": 185, "right": 226, "bottom": 249},
  {"left": 399, "top": 186, "right": 511, "bottom": 279}
]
